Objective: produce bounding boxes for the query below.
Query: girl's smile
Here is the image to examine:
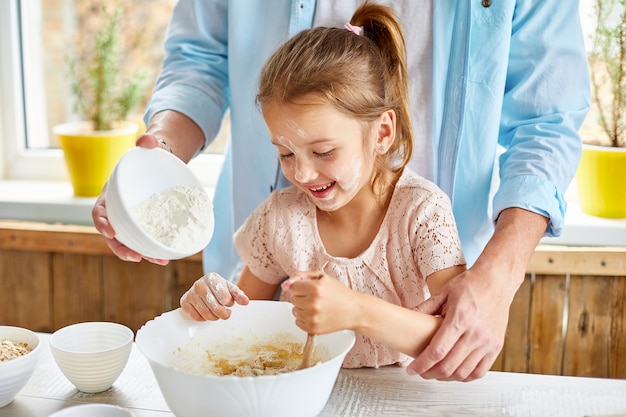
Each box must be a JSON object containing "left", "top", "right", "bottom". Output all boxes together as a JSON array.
[{"left": 309, "top": 181, "right": 335, "bottom": 198}]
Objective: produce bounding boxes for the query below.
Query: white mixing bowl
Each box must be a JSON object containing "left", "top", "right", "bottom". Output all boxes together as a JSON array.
[
  {"left": 106, "top": 146, "right": 214, "bottom": 260},
  {"left": 136, "top": 301, "right": 355, "bottom": 417},
  {"left": 0, "top": 326, "right": 41, "bottom": 408}
]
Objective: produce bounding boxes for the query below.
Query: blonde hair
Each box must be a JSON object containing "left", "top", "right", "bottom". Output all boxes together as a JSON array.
[{"left": 257, "top": 1, "right": 413, "bottom": 200}]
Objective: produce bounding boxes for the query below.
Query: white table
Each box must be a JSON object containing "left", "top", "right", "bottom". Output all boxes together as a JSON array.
[{"left": 2, "top": 333, "right": 626, "bottom": 417}]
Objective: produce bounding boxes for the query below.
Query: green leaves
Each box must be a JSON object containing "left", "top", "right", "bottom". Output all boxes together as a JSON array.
[
  {"left": 590, "top": 0, "right": 626, "bottom": 147},
  {"left": 69, "top": 6, "right": 147, "bottom": 131}
]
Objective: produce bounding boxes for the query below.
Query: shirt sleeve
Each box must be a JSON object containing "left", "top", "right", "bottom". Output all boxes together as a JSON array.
[
  {"left": 494, "top": 0, "right": 590, "bottom": 236},
  {"left": 233, "top": 193, "right": 287, "bottom": 285},
  {"left": 410, "top": 188, "right": 466, "bottom": 279},
  {"left": 143, "top": 0, "right": 230, "bottom": 153}
]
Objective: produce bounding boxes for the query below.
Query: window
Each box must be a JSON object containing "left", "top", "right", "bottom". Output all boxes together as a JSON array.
[{"left": 0, "top": 0, "right": 226, "bottom": 186}]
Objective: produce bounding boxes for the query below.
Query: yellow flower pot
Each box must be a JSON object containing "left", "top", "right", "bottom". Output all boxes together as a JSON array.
[
  {"left": 54, "top": 121, "right": 139, "bottom": 197},
  {"left": 575, "top": 144, "right": 626, "bottom": 218}
]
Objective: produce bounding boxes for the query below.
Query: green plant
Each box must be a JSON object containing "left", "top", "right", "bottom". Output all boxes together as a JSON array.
[
  {"left": 590, "top": 0, "right": 626, "bottom": 147},
  {"left": 69, "top": 6, "right": 146, "bottom": 131}
]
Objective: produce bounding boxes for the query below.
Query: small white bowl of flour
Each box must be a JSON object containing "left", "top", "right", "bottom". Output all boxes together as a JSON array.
[{"left": 106, "top": 147, "right": 214, "bottom": 260}]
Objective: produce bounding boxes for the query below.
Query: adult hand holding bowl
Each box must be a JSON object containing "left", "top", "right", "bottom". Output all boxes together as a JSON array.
[{"left": 105, "top": 146, "right": 214, "bottom": 260}]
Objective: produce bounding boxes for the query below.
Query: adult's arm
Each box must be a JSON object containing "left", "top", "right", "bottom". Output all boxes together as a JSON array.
[
  {"left": 408, "top": 208, "right": 547, "bottom": 381},
  {"left": 144, "top": 0, "right": 230, "bottom": 155},
  {"left": 408, "top": 0, "right": 590, "bottom": 381},
  {"left": 92, "top": 0, "right": 229, "bottom": 262}
]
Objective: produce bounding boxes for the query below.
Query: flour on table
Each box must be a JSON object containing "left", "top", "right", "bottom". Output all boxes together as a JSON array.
[{"left": 131, "top": 185, "right": 212, "bottom": 253}]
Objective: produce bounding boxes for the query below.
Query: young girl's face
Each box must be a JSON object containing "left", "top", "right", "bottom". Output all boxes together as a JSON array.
[{"left": 263, "top": 100, "right": 382, "bottom": 212}]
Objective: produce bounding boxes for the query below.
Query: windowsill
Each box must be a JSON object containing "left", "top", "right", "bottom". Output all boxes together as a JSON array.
[
  {"left": 540, "top": 202, "right": 626, "bottom": 246},
  {"left": 1, "top": 171, "right": 625, "bottom": 247},
  {"left": 0, "top": 180, "right": 97, "bottom": 225},
  {"left": 0, "top": 153, "right": 222, "bottom": 227}
]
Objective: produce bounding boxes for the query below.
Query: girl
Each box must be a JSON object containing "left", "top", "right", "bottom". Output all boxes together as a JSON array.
[{"left": 181, "top": 1, "right": 466, "bottom": 369}]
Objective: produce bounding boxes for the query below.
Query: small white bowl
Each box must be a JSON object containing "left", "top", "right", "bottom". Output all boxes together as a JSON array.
[
  {"left": 50, "top": 322, "right": 133, "bottom": 393},
  {"left": 0, "top": 326, "right": 41, "bottom": 408},
  {"left": 106, "top": 146, "right": 214, "bottom": 260},
  {"left": 48, "top": 404, "right": 134, "bottom": 417},
  {"left": 136, "top": 301, "right": 355, "bottom": 417}
]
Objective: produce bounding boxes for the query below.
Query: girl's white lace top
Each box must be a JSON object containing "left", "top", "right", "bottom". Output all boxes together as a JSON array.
[{"left": 234, "top": 169, "right": 466, "bottom": 368}]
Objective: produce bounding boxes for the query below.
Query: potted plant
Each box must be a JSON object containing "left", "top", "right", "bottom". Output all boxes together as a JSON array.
[
  {"left": 576, "top": 0, "right": 626, "bottom": 218},
  {"left": 53, "top": 5, "right": 146, "bottom": 197}
]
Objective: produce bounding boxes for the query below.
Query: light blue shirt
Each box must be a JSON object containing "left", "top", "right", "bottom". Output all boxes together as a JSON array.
[{"left": 145, "top": 0, "right": 590, "bottom": 279}]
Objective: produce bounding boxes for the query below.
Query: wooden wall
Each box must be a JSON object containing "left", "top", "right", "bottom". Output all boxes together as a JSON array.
[
  {"left": 0, "top": 221, "right": 203, "bottom": 334},
  {"left": 1, "top": 220, "right": 625, "bottom": 378},
  {"left": 492, "top": 246, "right": 626, "bottom": 379}
]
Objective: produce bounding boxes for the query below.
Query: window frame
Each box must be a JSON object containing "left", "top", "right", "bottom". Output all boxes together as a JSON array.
[
  {"left": 1, "top": 0, "right": 67, "bottom": 182},
  {"left": 0, "top": 0, "right": 223, "bottom": 189}
]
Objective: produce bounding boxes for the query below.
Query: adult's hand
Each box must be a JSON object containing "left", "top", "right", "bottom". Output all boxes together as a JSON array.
[
  {"left": 92, "top": 110, "right": 205, "bottom": 265},
  {"left": 407, "top": 208, "right": 548, "bottom": 382},
  {"left": 407, "top": 266, "right": 510, "bottom": 381},
  {"left": 91, "top": 133, "right": 169, "bottom": 265}
]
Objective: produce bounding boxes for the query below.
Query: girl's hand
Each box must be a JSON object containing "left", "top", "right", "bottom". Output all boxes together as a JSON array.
[
  {"left": 282, "top": 271, "right": 357, "bottom": 334},
  {"left": 180, "top": 272, "right": 250, "bottom": 321}
]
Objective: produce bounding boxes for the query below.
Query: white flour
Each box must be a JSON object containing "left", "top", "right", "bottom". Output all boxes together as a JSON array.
[{"left": 131, "top": 185, "right": 212, "bottom": 253}]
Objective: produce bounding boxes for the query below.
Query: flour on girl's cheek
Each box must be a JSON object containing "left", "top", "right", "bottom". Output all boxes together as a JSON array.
[
  {"left": 314, "top": 156, "right": 364, "bottom": 212},
  {"left": 334, "top": 156, "right": 363, "bottom": 193}
]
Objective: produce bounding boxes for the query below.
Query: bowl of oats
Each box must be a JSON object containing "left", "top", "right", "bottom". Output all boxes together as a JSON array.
[
  {"left": 135, "top": 301, "right": 355, "bottom": 417},
  {"left": 0, "top": 326, "right": 41, "bottom": 408},
  {"left": 106, "top": 146, "right": 214, "bottom": 260}
]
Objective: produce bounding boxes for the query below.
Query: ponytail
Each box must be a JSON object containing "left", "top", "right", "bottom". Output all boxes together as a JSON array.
[{"left": 257, "top": 1, "right": 413, "bottom": 199}]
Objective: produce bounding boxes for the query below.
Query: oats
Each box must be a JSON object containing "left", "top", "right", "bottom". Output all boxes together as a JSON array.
[{"left": 0, "top": 339, "right": 31, "bottom": 362}]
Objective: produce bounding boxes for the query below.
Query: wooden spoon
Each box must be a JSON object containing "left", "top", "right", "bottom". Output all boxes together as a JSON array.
[
  {"left": 297, "top": 265, "right": 326, "bottom": 370},
  {"left": 298, "top": 333, "right": 317, "bottom": 370}
]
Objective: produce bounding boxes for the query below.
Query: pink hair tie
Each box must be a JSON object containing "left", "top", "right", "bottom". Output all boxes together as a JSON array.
[{"left": 344, "top": 23, "right": 362, "bottom": 35}]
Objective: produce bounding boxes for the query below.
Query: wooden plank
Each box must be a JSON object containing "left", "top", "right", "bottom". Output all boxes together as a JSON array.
[
  {"left": 497, "top": 274, "right": 532, "bottom": 373},
  {"left": 0, "top": 220, "right": 110, "bottom": 255},
  {"left": 529, "top": 274, "right": 567, "bottom": 375},
  {"left": 491, "top": 344, "right": 504, "bottom": 371},
  {"left": 0, "top": 250, "right": 52, "bottom": 332},
  {"left": 528, "top": 245, "right": 626, "bottom": 276},
  {"left": 102, "top": 256, "right": 170, "bottom": 333},
  {"left": 563, "top": 275, "right": 613, "bottom": 377},
  {"left": 0, "top": 220, "right": 203, "bottom": 261},
  {"left": 609, "top": 275, "right": 626, "bottom": 378},
  {"left": 170, "top": 259, "right": 205, "bottom": 310},
  {"left": 51, "top": 253, "right": 104, "bottom": 330}
]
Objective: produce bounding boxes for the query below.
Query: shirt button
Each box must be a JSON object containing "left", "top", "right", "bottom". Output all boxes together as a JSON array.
[{"left": 482, "top": 0, "right": 492, "bottom": 7}]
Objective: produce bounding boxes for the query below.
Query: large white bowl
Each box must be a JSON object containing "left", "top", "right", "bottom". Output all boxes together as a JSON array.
[
  {"left": 106, "top": 146, "right": 214, "bottom": 260},
  {"left": 136, "top": 301, "right": 355, "bottom": 417},
  {"left": 0, "top": 326, "right": 41, "bottom": 408},
  {"left": 50, "top": 322, "right": 133, "bottom": 393}
]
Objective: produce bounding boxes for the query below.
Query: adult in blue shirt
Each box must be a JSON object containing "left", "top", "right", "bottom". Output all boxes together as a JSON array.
[{"left": 92, "top": 0, "right": 590, "bottom": 381}]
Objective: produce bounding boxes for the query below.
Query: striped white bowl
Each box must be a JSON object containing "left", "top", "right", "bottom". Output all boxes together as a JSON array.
[{"left": 50, "top": 322, "right": 133, "bottom": 393}]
